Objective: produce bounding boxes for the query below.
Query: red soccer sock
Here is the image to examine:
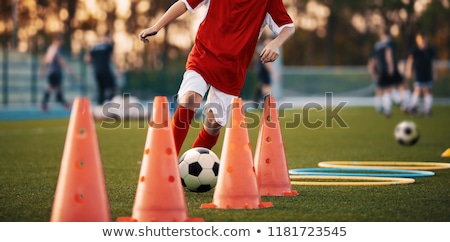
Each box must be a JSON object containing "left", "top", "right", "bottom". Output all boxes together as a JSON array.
[
  {"left": 192, "top": 126, "right": 220, "bottom": 150},
  {"left": 171, "top": 105, "right": 196, "bottom": 155}
]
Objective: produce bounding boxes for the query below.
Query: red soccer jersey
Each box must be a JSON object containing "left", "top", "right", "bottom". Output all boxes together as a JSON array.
[{"left": 183, "top": 0, "right": 293, "bottom": 96}]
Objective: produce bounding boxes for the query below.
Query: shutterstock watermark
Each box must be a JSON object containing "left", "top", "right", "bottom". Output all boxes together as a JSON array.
[{"left": 97, "top": 92, "right": 349, "bottom": 130}]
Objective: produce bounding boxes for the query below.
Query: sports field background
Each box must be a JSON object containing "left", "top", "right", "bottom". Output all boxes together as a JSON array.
[{"left": 0, "top": 101, "right": 449, "bottom": 222}]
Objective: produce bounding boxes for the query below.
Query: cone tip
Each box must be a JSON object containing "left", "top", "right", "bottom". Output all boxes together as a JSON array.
[{"left": 441, "top": 148, "right": 450, "bottom": 157}]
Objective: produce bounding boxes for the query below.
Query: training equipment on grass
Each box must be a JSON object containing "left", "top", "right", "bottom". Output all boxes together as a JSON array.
[
  {"left": 394, "top": 120, "right": 420, "bottom": 146},
  {"left": 201, "top": 98, "right": 273, "bottom": 210},
  {"left": 441, "top": 148, "right": 450, "bottom": 158},
  {"left": 179, "top": 147, "right": 220, "bottom": 193},
  {"left": 254, "top": 95, "right": 298, "bottom": 196},
  {"left": 289, "top": 167, "right": 434, "bottom": 178},
  {"left": 290, "top": 175, "right": 415, "bottom": 186},
  {"left": 50, "top": 97, "right": 111, "bottom": 222},
  {"left": 117, "top": 96, "right": 203, "bottom": 222},
  {"left": 318, "top": 161, "right": 450, "bottom": 170}
]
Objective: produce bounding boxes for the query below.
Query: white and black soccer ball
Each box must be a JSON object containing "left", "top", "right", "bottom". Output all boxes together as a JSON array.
[
  {"left": 178, "top": 147, "right": 220, "bottom": 193},
  {"left": 394, "top": 120, "right": 420, "bottom": 146}
]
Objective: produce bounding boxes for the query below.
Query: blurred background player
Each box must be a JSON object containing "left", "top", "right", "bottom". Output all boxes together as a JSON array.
[
  {"left": 404, "top": 32, "right": 437, "bottom": 116},
  {"left": 139, "top": 0, "right": 294, "bottom": 155},
  {"left": 392, "top": 60, "right": 411, "bottom": 113},
  {"left": 367, "top": 28, "right": 404, "bottom": 118},
  {"left": 40, "top": 34, "right": 73, "bottom": 112},
  {"left": 252, "top": 35, "right": 281, "bottom": 108},
  {"left": 86, "top": 32, "right": 120, "bottom": 105}
]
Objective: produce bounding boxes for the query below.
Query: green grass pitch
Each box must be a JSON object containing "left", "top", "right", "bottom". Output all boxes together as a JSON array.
[{"left": 0, "top": 105, "right": 449, "bottom": 222}]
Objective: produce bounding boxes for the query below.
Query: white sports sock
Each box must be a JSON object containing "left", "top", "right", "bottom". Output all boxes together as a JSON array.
[
  {"left": 409, "top": 92, "right": 419, "bottom": 110},
  {"left": 374, "top": 96, "right": 382, "bottom": 113},
  {"left": 382, "top": 92, "right": 392, "bottom": 115},
  {"left": 401, "top": 89, "right": 411, "bottom": 111},
  {"left": 391, "top": 88, "right": 401, "bottom": 104},
  {"left": 424, "top": 94, "right": 433, "bottom": 114}
]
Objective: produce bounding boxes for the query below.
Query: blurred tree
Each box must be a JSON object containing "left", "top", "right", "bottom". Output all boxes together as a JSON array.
[
  {"left": 0, "top": 0, "right": 14, "bottom": 48},
  {"left": 318, "top": 0, "right": 367, "bottom": 65},
  {"left": 418, "top": 0, "right": 450, "bottom": 60},
  {"left": 285, "top": 0, "right": 448, "bottom": 66},
  {"left": 1, "top": 0, "right": 449, "bottom": 67}
]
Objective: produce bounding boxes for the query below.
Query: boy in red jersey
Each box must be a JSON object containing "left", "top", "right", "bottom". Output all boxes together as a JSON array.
[{"left": 139, "top": 0, "right": 295, "bottom": 155}]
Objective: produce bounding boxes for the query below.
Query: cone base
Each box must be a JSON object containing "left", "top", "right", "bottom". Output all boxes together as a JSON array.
[
  {"left": 116, "top": 217, "right": 138, "bottom": 222},
  {"left": 200, "top": 201, "right": 273, "bottom": 210},
  {"left": 259, "top": 184, "right": 299, "bottom": 197},
  {"left": 116, "top": 216, "right": 204, "bottom": 222},
  {"left": 441, "top": 148, "right": 450, "bottom": 158},
  {"left": 260, "top": 189, "right": 299, "bottom": 197}
]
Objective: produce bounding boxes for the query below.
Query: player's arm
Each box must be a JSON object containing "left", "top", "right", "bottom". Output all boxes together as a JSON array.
[
  {"left": 110, "top": 52, "right": 122, "bottom": 78},
  {"left": 84, "top": 50, "right": 91, "bottom": 64},
  {"left": 139, "top": 1, "right": 188, "bottom": 43},
  {"left": 404, "top": 54, "right": 414, "bottom": 80},
  {"left": 260, "top": 26, "right": 295, "bottom": 64},
  {"left": 367, "top": 57, "right": 378, "bottom": 81},
  {"left": 385, "top": 47, "right": 394, "bottom": 76},
  {"left": 39, "top": 55, "right": 47, "bottom": 78},
  {"left": 56, "top": 54, "right": 74, "bottom": 74},
  {"left": 431, "top": 59, "right": 438, "bottom": 82}
]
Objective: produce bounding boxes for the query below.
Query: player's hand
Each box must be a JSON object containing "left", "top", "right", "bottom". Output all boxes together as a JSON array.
[
  {"left": 139, "top": 28, "right": 158, "bottom": 43},
  {"left": 260, "top": 42, "right": 280, "bottom": 64}
]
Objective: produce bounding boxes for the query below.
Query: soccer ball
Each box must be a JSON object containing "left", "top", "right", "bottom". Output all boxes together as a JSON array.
[
  {"left": 394, "top": 121, "right": 420, "bottom": 146},
  {"left": 178, "top": 147, "right": 220, "bottom": 192}
]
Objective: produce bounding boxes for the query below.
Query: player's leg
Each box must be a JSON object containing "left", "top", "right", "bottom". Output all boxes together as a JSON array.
[
  {"left": 408, "top": 82, "right": 421, "bottom": 114},
  {"left": 192, "top": 86, "right": 237, "bottom": 150},
  {"left": 261, "top": 83, "right": 272, "bottom": 97},
  {"left": 391, "top": 71, "right": 405, "bottom": 107},
  {"left": 41, "top": 84, "right": 52, "bottom": 111},
  {"left": 381, "top": 86, "right": 393, "bottom": 117},
  {"left": 422, "top": 82, "right": 433, "bottom": 116},
  {"left": 95, "top": 73, "right": 106, "bottom": 105},
  {"left": 253, "top": 83, "right": 263, "bottom": 104},
  {"left": 172, "top": 71, "right": 209, "bottom": 155},
  {"left": 51, "top": 73, "right": 70, "bottom": 109},
  {"left": 391, "top": 85, "right": 401, "bottom": 106},
  {"left": 376, "top": 73, "right": 392, "bottom": 116},
  {"left": 192, "top": 109, "right": 222, "bottom": 150},
  {"left": 42, "top": 73, "right": 59, "bottom": 111},
  {"left": 374, "top": 86, "right": 383, "bottom": 113},
  {"left": 55, "top": 86, "right": 70, "bottom": 109},
  {"left": 105, "top": 71, "right": 117, "bottom": 102},
  {"left": 399, "top": 81, "right": 411, "bottom": 112}
]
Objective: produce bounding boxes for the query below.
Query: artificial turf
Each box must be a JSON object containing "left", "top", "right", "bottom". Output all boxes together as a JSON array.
[{"left": 0, "top": 104, "right": 449, "bottom": 222}]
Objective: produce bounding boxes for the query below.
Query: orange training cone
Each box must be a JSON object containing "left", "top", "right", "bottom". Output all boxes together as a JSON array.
[
  {"left": 117, "top": 96, "right": 203, "bottom": 222},
  {"left": 254, "top": 95, "right": 298, "bottom": 196},
  {"left": 201, "top": 98, "right": 273, "bottom": 209},
  {"left": 442, "top": 148, "right": 450, "bottom": 158},
  {"left": 50, "top": 97, "right": 111, "bottom": 222}
]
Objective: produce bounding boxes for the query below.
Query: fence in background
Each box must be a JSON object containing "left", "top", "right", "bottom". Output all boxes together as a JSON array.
[
  {"left": 1, "top": 50, "right": 449, "bottom": 107},
  {"left": 0, "top": 50, "right": 97, "bottom": 107}
]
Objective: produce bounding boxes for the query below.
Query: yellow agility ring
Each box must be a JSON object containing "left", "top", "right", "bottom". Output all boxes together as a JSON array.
[
  {"left": 290, "top": 175, "right": 415, "bottom": 186},
  {"left": 318, "top": 161, "right": 450, "bottom": 171}
]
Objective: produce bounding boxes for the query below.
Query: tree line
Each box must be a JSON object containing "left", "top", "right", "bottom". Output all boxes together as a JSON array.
[{"left": 0, "top": 0, "right": 449, "bottom": 68}]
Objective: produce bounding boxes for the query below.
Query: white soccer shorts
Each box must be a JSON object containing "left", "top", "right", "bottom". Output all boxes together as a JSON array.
[{"left": 177, "top": 70, "right": 237, "bottom": 126}]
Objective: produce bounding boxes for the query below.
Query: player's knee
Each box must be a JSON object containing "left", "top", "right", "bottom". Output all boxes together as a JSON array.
[
  {"left": 204, "top": 111, "right": 222, "bottom": 135},
  {"left": 179, "top": 91, "right": 202, "bottom": 110}
]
